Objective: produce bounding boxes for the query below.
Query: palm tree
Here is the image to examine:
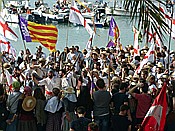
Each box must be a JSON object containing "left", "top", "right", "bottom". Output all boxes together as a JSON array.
[{"left": 124, "top": 0, "right": 172, "bottom": 45}]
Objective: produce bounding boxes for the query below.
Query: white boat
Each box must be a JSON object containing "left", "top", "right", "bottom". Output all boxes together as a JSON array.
[
  {"left": 30, "top": 8, "right": 69, "bottom": 24},
  {"left": 106, "top": 7, "right": 131, "bottom": 16}
]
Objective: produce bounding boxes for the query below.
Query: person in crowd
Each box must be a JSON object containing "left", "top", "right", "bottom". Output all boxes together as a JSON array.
[
  {"left": 6, "top": 81, "right": 22, "bottom": 131},
  {"left": 111, "top": 82, "right": 129, "bottom": 115},
  {"left": 88, "top": 122, "right": 99, "bottom": 131},
  {"left": 70, "top": 106, "right": 91, "bottom": 131},
  {"left": 45, "top": 88, "right": 64, "bottom": 131},
  {"left": 33, "top": 69, "right": 62, "bottom": 99},
  {"left": 16, "top": 86, "right": 37, "bottom": 131},
  {"left": 128, "top": 81, "right": 152, "bottom": 129},
  {"left": 62, "top": 86, "right": 77, "bottom": 131},
  {"left": 92, "top": 78, "right": 111, "bottom": 131},
  {"left": 0, "top": 84, "right": 8, "bottom": 131},
  {"left": 111, "top": 104, "right": 132, "bottom": 131},
  {"left": 33, "top": 88, "right": 47, "bottom": 131},
  {"left": 77, "top": 68, "right": 93, "bottom": 119}
]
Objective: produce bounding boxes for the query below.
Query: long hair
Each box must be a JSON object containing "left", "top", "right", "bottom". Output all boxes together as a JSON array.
[{"left": 33, "top": 88, "right": 46, "bottom": 100}]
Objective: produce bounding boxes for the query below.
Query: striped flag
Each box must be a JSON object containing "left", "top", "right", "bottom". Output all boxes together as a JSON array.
[
  {"left": 19, "top": 16, "right": 58, "bottom": 52},
  {"left": 107, "top": 39, "right": 115, "bottom": 47},
  {"left": 108, "top": 16, "right": 120, "bottom": 41},
  {"left": 69, "top": 0, "right": 94, "bottom": 36}
]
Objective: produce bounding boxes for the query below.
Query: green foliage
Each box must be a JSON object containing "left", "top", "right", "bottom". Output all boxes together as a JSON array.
[{"left": 124, "top": 0, "right": 170, "bottom": 43}]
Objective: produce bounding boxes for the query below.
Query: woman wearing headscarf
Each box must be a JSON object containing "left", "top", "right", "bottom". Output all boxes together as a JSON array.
[
  {"left": 33, "top": 88, "right": 47, "bottom": 131},
  {"left": 45, "top": 88, "right": 64, "bottom": 131},
  {"left": 62, "top": 86, "right": 77, "bottom": 131},
  {"left": 16, "top": 86, "right": 37, "bottom": 131}
]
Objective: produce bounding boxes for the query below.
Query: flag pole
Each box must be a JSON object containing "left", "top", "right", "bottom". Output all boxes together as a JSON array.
[
  {"left": 17, "top": 14, "right": 27, "bottom": 52},
  {"left": 66, "top": 20, "right": 69, "bottom": 47},
  {"left": 168, "top": 4, "right": 174, "bottom": 70}
]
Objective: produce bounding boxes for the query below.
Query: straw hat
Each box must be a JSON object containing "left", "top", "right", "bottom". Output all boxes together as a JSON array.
[
  {"left": 22, "top": 96, "right": 36, "bottom": 111},
  {"left": 133, "top": 74, "right": 139, "bottom": 79},
  {"left": 101, "top": 51, "right": 108, "bottom": 56},
  {"left": 39, "top": 57, "right": 46, "bottom": 62},
  {"left": 91, "top": 51, "right": 98, "bottom": 56},
  {"left": 66, "top": 63, "right": 73, "bottom": 67},
  {"left": 156, "top": 62, "right": 164, "bottom": 69},
  {"left": 3, "top": 63, "right": 11, "bottom": 69},
  {"left": 92, "top": 68, "right": 99, "bottom": 73},
  {"left": 63, "top": 86, "right": 75, "bottom": 94},
  {"left": 171, "top": 71, "right": 175, "bottom": 78},
  {"left": 160, "top": 74, "right": 169, "bottom": 79}
]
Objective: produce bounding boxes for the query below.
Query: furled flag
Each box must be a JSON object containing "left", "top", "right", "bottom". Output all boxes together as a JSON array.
[
  {"left": 0, "top": 34, "right": 16, "bottom": 58},
  {"left": 135, "top": 43, "right": 155, "bottom": 74},
  {"left": 107, "top": 39, "right": 115, "bottom": 47},
  {"left": 0, "top": 16, "right": 18, "bottom": 41},
  {"left": 140, "top": 82, "right": 167, "bottom": 131},
  {"left": 108, "top": 16, "right": 120, "bottom": 41},
  {"left": 172, "top": 19, "right": 175, "bottom": 39},
  {"left": 69, "top": 0, "right": 94, "bottom": 35},
  {"left": 90, "top": 78, "right": 96, "bottom": 97},
  {"left": 85, "top": 33, "right": 94, "bottom": 50},
  {"left": 4, "top": 69, "right": 13, "bottom": 91},
  {"left": 19, "top": 16, "right": 58, "bottom": 52},
  {"left": 133, "top": 26, "right": 140, "bottom": 57}
]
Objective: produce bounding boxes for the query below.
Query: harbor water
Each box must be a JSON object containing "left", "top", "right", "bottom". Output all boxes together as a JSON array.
[{"left": 7, "top": 0, "right": 174, "bottom": 55}]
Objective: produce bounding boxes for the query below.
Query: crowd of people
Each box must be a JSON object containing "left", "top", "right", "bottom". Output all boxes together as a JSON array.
[{"left": 0, "top": 44, "right": 175, "bottom": 131}]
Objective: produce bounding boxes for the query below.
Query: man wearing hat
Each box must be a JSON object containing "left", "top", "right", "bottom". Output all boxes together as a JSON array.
[
  {"left": 99, "top": 51, "right": 110, "bottom": 70},
  {"left": 33, "top": 69, "right": 62, "bottom": 99},
  {"left": 67, "top": 46, "right": 76, "bottom": 61},
  {"left": 35, "top": 45, "right": 46, "bottom": 59},
  {"left": 6, "top": 81, "right": 22, "bottom": 131}
]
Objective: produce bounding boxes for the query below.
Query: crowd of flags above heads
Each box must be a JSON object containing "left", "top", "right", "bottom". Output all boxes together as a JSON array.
[{"left": 0, "top": 2, "right": 175, "bottom": 55}]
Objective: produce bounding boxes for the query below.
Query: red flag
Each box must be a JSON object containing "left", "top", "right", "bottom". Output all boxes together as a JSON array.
[
  {"left": 140, "top": 82, "right": 167, "bottom": 131},
  {"left": 0, "top": 16, "right": 18, "bottom": 41}
]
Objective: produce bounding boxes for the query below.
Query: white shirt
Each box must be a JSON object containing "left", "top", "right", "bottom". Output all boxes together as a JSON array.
[{"left": 38, "top": 76, "right": 62, "bottom": 92}]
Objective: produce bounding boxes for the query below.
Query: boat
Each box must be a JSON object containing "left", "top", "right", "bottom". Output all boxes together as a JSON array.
[
  {"left": 106, "top": 7, "right": 131, "bottom": 16},
  {"left": 30, "top": 8, "right": 69, "bottom": 24}
]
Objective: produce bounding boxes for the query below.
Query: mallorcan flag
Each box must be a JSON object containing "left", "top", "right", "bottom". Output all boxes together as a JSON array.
[
  {"left": 19, "top": 16, "right": 58, "bottom": 52},
  {"left": 108, "top": 16, "right": 120, "bottom": 41}
]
